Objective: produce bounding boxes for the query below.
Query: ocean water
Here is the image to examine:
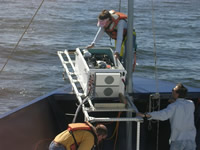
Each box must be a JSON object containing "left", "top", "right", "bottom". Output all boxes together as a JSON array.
[{"left": 0, "top": 0, "right": 200, "bottom": 115}]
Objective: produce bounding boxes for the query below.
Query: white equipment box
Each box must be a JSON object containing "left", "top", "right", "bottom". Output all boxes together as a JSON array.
[{"left": 74, "top": 47, "right": 126, "bottom": 98}]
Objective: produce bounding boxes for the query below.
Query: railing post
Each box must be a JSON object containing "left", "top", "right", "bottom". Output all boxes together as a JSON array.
[
  {"left": 136, "top": 122, "right": 141, "bottom": 150},
  {"left": 126, "top": 112, "right": 132, "bottom": 150}
]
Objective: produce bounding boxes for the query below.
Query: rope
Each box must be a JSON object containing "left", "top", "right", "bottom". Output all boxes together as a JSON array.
[
  {"left": 106, "top": 112, "right": 121, "bottom": 150},
  {"left": 118, "top": 0, "right": 122, "bottom": 12},
  {"left": 151, "top": 0, "right": 159, "bottom": 93},
  {"left": 132, "top": 51, "right": 136, "bottom": 72},
  {"left": 151, "top": 1, "right": 160, "bottom": 150},
  {"left": 72, "top": 97, "right": 89, "bottom": 123},
  {"left": 0, "top": 0, "right": 45, "bottom": 76}
]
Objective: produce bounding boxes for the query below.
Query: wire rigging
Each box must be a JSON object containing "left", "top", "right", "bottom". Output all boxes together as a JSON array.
[
  {"left": 151, "top": 0, "right": 159, "bottom": 93},
  {"left": 118, "top": 0, "right": 122, "bottom": 12},
  {"left": 151, "top": 1, "right": 160, "bottom": 150},
  {"left": 0, "top": 0, "right": 45, "bottom": 76}
]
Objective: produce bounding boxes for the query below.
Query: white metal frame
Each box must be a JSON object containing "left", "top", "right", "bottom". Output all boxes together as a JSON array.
[{"left": 57, "top": 48, "right": 143, "bottom": 150}]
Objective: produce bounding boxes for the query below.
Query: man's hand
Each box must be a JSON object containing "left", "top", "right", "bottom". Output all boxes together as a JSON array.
[
  {"left": 86, "top": 43, "right": 94, "bottom": 49},
  {"left": 114, "top": 52, "right": 120, "bottom": 59},
  {"left": 136, "top": 112, "right": 145, "bottom": 118},
  {"left": 137, "top": 112, "right": 151, "bottom": 118}
]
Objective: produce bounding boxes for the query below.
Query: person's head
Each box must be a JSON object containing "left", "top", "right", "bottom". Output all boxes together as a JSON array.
[
  {"left": 96, "top": 124, "right": 108, "bottom": 143},
  {"left": 172, "top": 83, "right": 188, "bottom": 99},
  {"left": 97, "top": 10, "right": 112, "bottom": 28}
]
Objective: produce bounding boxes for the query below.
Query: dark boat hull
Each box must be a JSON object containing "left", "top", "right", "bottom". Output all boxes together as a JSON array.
[{"left": 1, "top": 77, "right": 200, "bottom": 150}]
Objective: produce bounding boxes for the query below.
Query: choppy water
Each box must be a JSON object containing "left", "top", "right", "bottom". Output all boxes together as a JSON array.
[{"left": 0, "top": 0, "right": 200, "bottom": 115}]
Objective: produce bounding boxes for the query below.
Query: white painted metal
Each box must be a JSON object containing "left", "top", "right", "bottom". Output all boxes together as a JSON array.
[
  {"left": 137, "top": 122, "right": 141, "bottom": 150},
  {"left": 74, "top": 47, "right": 127, "bottom": 98},
  {"left": 58, "top": 47, "right": 143, "bottom": 150},
  {"left": 57, "top": 48, "right": 140, "bottom": 120}
]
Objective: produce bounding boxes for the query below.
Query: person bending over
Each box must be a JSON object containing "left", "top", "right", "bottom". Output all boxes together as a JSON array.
[{"left": 49, "top": 122, "right": 107, "bottom": 150}]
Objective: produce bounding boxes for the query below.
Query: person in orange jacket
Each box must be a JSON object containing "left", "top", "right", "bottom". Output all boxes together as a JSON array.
[
  {"left": 49, "top": 122, "right": 107, "bottom": 150},
  {"left": 87, "top": 10, "right": 136, "bottom": 64}
]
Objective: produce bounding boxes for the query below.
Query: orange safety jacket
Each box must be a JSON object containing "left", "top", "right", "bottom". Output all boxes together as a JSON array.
[
  {"left": 67, "top": 123, "right": 97, "bottom": 150},
  {"left": 105, "top": 11, "right": 127, "bottom": 40},
  {"left": 68, "top": 123, "right": 92, "bottom": 131}
]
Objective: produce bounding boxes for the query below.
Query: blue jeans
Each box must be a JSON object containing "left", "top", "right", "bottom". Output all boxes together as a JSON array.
[
  {"left": 170, "top": 140, "right": 196, "bottom": 150},
  {"left": 49, "top": 141, "right": 66, "bottom": 150}
]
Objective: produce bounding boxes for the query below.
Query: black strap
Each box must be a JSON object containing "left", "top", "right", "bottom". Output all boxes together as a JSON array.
[{"left": 69, "top": 130, "right": 79, "bottom": 149}]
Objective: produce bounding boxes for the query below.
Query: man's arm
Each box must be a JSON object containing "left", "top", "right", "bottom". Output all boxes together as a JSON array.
[
  {"left": 86, "top": 27, "right": 104, "bottom": 49},
  {"left": 137, "top": 103, "right": 176, "bottom": 121},
  {"left": 148, "top": 103, "right": 176, "bottom": 121},
  {"left": 115, "top": 20, "right": 127, "bottom": 53}
]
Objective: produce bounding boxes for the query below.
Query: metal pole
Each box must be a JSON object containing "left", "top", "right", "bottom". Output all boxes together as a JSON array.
[
  {"left": 137, "top": 122, "right": 141, "bottom": 150},
  {"left": 126, "top": 112, "right": 132, "bottom": 150},
  {"left": 126, "top": 0, "right": 133, "bottom": 93},
  {"left": 126, "top": 0, "right": 134, "bottom": 149}
]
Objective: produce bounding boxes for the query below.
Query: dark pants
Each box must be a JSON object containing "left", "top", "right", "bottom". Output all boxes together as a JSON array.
[{"left": 49, "top": 141, "right": 66, "bottom": 150}]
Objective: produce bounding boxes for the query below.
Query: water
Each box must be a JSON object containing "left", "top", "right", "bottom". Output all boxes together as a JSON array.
[{"left": 0, "top": 0, "right": 200, "bottom": 115}]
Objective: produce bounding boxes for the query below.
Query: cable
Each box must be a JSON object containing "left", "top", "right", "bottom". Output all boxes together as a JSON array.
[
  {"left": 118, "top": 0, "right": 122, "bottom": 12},
  {"left": 0, "top": 0, "right": 45, "bottom": 76},
  {"left": 132, "top": 51, "right": 136, "bottom": 72},
  {"left": 151, "top": 0, "right": 159, "bottom": 93},
  {"left": 151, "top": 1, "right": 160, "bottom": 149},
  {"left": 72, "top": 97, "right": 89, "bottom": 123},
  {"left": 105, "top": 112, "right": 121, "bottom": 150},
  {"left": 113, "top": 113, "right": 121, "bottom": 150}
]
